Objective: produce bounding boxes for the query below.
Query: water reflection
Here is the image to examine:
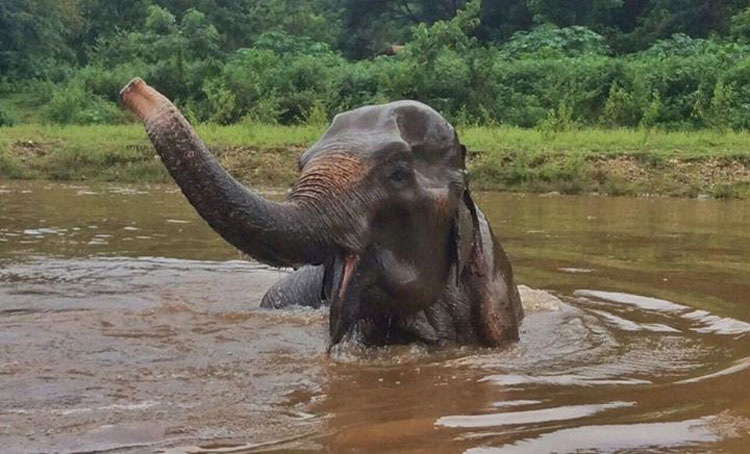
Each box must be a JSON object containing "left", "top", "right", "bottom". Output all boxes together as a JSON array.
[
  {"left": 468, "top": 417, "right": 719, "bottom": 454},
  {"left": 1, "top": 181, "right": 749, "bottom": 454},
  {"left": 436, "top": 401, "right": 636, "bottom": 428}
]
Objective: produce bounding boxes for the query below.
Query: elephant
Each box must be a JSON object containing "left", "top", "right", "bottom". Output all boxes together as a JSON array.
[{"left": 120, "top": 78, "right": 524, "bottom": 348}]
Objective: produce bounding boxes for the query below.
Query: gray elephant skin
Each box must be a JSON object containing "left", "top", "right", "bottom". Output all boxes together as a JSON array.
[{"left": 120, "top": 78, "right": 523, "bottom": 348}]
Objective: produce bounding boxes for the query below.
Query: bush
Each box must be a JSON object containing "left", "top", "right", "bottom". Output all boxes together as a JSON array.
[
  {"left": 721, "top": 58, "right": 750, "bottom": 129},
  {"left": 639, "top": 34, "right": 719, "bottom": 58},
  {"left": 44, "top": 83, "right": 126, "bottom": 125},
  {"left": 0, "top": 104, "right": 15, "bottom": 126},
  {"left": 731, "top": 8, "right": 750, "bottom": 44},
  {"left": 502, "top": 25, "right": 610, "bottom": 58},
  {"left": 203, "top": 78, "right": 238, "bottom": 124},
  {"left": 74, "top": 63, "right": 150, "bottom": 102},
  {"left": 602, "top": 82, "right": 640, "bottom": 127}
]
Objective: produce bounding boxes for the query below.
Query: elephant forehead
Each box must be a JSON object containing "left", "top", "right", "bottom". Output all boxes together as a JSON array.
[{"left": 299, "top": 100, "right": 459, "bottom": 167}]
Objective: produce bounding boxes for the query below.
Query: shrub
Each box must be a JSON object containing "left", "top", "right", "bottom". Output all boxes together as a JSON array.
[
  {"left": 44, "top": 83, "right": 126, "bottom": 125},
  {"left": 703, "top": 80, "right": 734, "bottom": 133},
  {"left": 243, "top": 97, "right": 282, "bottom": 124},
  {"left": 0, "top": 104, "right": 15, "bottom": 126},
  {"left": 203, "top": 78, "right": 238, "bottom": 124},
  {"left": 721, "top": 58, "right": 750, "bottom": 129},
  {"left": 502, "top": 25, "right": 610, "bottom": 58},
  {"left": 602, "top": 82, "right": 640, "bottom": 127},
  {"left": 73, "top": 62, "right": 150, "bottom": 102},
  {"left": 640, "top": 92, "right": 662, "bottom": 129},
  {"left": 639, "top": 34, "right": 718, "bottom": 58},
  {"left": 730, "top": 8, "right": 750, "bottom": 44}
]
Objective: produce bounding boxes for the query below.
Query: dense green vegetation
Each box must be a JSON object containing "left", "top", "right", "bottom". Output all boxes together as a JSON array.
[{"left": 2, "top": 0, "right": 750, "bottom": 131}]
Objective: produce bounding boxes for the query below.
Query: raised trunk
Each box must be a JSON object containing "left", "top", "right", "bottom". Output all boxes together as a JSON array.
[{"left": 120, "top": 78, "right": 329, "bottom": 267}]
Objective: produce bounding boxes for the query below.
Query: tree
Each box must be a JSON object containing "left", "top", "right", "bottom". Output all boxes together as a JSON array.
[
  {"left": 477, "top": 0, "right": 534, "bottom": 43},
  {"left": 612, "top": 0, "right": 747, "bottom": 52},
  {"left": 527, "top": 0, "right": 623, "bottom": 27},
  {"left": 338, "top": 0, "right": 471, "bottom": 58},
  {"left": 730, "top": 7, "right": 750, "bottom": 43},
  {"left": 0, "top": 0, "right": 78, "bottom": 79}
]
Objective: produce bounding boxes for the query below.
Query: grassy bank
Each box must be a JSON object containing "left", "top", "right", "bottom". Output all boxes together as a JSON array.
[{"left": 1, "top": 123, "right": 749, "bottom": 199}]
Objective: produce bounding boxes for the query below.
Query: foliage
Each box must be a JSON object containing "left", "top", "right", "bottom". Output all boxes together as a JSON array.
[
  {"left": 602, "top": 82, "right": 639, "bottom": 127},
  {"left": 730, "top": 8, "right": 750, "bottom": 43},
  {"left": 502, "top": 25, "right": 610, "bottom": 57},
  {"left": 3, "top": 0, "right": 750, "bottom": 130},
  {"left": 0, "top": 0, "right": 79, "bottom": 79},
  {"left": 638, "top": 34, "right": 719, "bottom": 58},
  {"left": 44, "top": 82, "right": 126, "bottom": 124},
  {"left": 0, "top": 104, "right": 16, "bottom": 126},
  {"left": 701, "top": 80, "right": 734, "bottom": 133}
]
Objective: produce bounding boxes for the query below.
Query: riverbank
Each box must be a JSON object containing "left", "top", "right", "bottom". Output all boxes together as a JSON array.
[{"left": 2, "top": 124, "right": 749, "bottom": 198}]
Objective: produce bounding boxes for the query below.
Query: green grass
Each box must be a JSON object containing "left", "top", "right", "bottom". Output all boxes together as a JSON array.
[
  {"left": 0, "top": 90, "right": 51, "bottom": 125},
  {"left": 461, "top": 126, "right": 750, "bottom": 198},
  {"left": 460, "top": 126, "right": 750, "bottom": 158},
  {"left": 1, "top": 123, "right": 749, "bottom": 198}
]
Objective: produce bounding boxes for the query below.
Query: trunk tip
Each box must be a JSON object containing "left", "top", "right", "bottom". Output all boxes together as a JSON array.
[
  {"left": 119, "top": 77, "right": 145, "bottom": 100},
  {"left": 120, "top": 77, "right": 167, "bottom": 122}
]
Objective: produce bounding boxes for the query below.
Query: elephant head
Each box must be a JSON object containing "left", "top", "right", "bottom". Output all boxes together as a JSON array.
[{"left": 121, "top": 78, "right": 523, "bottom": 348}]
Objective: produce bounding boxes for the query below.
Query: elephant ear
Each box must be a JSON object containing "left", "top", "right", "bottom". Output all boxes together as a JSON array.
[
  {"left": 451, "top": 151, "right": 522, "bottom": 345},
  {"left": 451, "top": 188, "right": 487, "bottom": 282},
  {"left": 450, "top": 142, "right": 485, "bottom": 283}
]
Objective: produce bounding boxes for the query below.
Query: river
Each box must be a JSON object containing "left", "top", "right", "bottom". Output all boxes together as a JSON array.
[{"left": 1, "top": 181, "right": 749, "bottom": 454}]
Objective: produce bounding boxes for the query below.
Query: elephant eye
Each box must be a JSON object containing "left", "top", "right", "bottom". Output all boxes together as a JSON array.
[{"left": 389, "top": 166, "right": 411, "bottom": 184}]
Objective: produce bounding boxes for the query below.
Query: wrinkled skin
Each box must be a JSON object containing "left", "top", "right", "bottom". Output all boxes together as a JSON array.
[{"left": 121, "top": 78, "right": 523, "bottom": 348}]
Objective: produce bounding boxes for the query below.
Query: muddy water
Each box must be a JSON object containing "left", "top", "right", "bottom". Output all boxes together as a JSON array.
[{"left": 1, "top": 181, "right": 749, "bottom": 454}]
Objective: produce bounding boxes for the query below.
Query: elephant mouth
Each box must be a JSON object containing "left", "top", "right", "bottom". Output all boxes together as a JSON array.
[{"left": 328, "top": 252, "right": 361, "bottom": 347}]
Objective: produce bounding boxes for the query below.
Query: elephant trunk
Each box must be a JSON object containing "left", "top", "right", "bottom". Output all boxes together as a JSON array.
[{"left": 120, "top": 78, "right": 330, "bottom": 267}]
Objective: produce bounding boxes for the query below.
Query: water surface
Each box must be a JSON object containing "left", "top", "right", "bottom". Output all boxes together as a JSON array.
[{"left": 1, "top": 181, "right": 749, "bottom": 454}]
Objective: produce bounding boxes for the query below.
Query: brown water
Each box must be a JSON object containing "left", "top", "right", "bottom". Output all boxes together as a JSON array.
[{"left": 1, "top": 180, "right": 749, "bottom": 454}]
